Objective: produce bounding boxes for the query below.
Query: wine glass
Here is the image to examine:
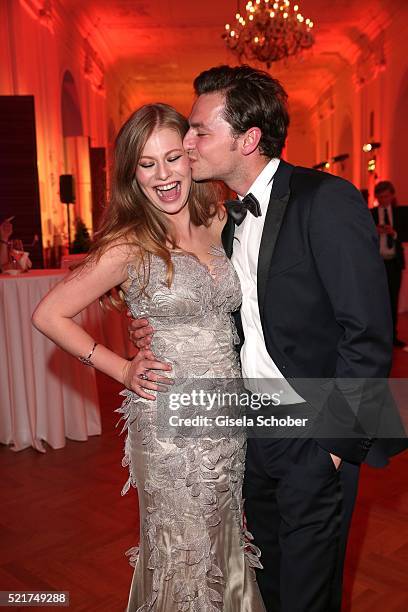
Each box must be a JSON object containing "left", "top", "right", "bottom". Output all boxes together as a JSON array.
[
  {"left": 10, "top": 239, "right": 24, "bottom": 252},
  {"left": 8, "top": 239, "right": 24, "bottom": 270}
]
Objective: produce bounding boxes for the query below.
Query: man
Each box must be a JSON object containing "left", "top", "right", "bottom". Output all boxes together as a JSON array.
[
  {"left": 129, "top": 66, "right": 397, "bottom": 611},
  {"left": 372, "top": 180, "right": 406, "bottom": 347}
]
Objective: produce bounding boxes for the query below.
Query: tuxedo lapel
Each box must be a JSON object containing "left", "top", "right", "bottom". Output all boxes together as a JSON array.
[
  {"left": 257, "top": 160, "right": 295, "bottom": 322},
  {"left": 221, "top": 214, "right": 235, "bottom": 258}
]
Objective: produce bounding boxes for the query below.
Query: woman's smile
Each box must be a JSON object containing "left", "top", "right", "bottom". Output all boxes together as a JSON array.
[{"left": 136, "top": 128, "right": 191, "bottom": 215}]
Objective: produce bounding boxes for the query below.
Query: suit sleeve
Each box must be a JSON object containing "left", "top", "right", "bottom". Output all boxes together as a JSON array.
[{"left": 309, "top": 177, "right": 393, "bottom": 462}]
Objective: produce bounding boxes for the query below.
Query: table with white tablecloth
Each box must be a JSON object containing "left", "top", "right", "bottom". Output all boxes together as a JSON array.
[{"left": 0, "top": 269, "right": 133, "bottom": 452}]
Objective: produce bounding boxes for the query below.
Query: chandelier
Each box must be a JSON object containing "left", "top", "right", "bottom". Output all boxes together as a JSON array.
[{"left": 222, "top": 0, "right": 315, "bottom": 68}]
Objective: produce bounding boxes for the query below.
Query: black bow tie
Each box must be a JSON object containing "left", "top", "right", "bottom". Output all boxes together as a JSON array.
[{"left": 225, "top": 193, "right": 262, "bottom": 226}]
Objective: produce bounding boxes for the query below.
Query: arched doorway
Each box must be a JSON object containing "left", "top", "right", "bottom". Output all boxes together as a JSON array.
[
  {"left": 390, "top": 70, "right": 408, "bottom": 203},
  {"left": 60, "top": 70, "right": 92, "bottom": 245},
  {"left": 337, "top": 114, "right": 353, "bottom": 183},
  {"left": 61, "top": 70, "right": 83, "bottom": 137}
]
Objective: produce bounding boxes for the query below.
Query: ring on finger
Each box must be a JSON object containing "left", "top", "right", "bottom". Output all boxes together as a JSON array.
[{"left": 139, "top": 371, "right": 149, "bottom": 381}]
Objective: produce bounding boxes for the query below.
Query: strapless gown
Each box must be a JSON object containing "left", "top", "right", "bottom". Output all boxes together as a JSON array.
[{"left": 116, "top": 246, "right": 266, "bottom": 612}]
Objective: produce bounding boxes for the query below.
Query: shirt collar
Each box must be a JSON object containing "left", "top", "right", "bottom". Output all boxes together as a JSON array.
[{"left": 239, "top": 158, "right": 280, "bottom": 209}]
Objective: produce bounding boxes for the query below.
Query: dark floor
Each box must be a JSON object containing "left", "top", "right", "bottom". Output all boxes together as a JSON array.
[{"left": 1, "top": 317, "right": 408, "bottom": 611}]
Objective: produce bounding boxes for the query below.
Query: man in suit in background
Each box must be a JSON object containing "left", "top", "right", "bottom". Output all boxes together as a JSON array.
[
  {"left": 129, "top": 66, "right": 399, "bottom": 611},
  {"left": 372, "top": 180, "right": 406, "bottom": 347}
]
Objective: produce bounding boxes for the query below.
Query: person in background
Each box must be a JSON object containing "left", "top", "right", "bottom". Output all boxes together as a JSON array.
[
  {"left": 0, "top": 217, "right": 13, "bottom": 272},
  {"left": 372, "top": 181, "right": 406, "bottom": 347},
  {"left": 360, "top": 188, "right": 369, "bottom": 205}
]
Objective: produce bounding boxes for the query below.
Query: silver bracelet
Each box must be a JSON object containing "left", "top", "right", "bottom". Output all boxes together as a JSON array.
[{"left": 78, "top": 341, "right": 98, "bottom": 366}]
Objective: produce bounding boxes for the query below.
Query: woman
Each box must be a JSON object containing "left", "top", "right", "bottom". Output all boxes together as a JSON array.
[{"left": 32, "top": 104, "right": 265, "bottom": 612}]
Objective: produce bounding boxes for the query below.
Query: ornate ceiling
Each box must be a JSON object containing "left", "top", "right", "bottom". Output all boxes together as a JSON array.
[{"left": 63, "top": 0, "right": 402, "bottom": 118}]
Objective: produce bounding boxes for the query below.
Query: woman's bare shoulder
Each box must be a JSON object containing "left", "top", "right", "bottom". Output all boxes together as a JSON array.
[
  {"left": 100, "top": 235, "right": 141, "bottom": 266},
  {"left": 67, "top": 235, "right": 141, "bottom": 287}
]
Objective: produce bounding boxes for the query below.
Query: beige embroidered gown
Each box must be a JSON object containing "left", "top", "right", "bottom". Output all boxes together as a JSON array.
[{"left": 116, "top": 247, "right": 266, "bottom": 612}]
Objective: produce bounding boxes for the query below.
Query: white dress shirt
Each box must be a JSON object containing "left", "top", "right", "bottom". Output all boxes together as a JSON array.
[{"left": 231, "top": 158, "right": 305, "bottom": 404}]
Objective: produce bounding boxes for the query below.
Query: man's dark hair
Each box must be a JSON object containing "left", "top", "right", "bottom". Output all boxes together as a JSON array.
[
  {"left": 374, "top": 180, "right": 396, "bottom": 196},
  {"left": 193, "top": 65, "right": 289, "bottom": 159}
]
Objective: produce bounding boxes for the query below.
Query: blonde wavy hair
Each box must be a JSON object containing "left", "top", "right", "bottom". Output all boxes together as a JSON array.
[{"left": 72, "top": 103, "right": 220, "bottom": 304}]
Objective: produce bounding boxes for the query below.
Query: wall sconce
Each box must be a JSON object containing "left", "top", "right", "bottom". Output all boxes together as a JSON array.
[
  {"left": 331, "top": 153, "right": 349, "bottom": 163},
  {"left": 313, "top": 161, "right": 330, "bottom": 171},
  {"left": 362, "top": 142, "right": 381, "bottom": 153},
  {"left": 314, "top": 154, "right": 350, "bottom": 171},
  {"left": 367, "top": 158, "right": 376, "bottom": 173}
]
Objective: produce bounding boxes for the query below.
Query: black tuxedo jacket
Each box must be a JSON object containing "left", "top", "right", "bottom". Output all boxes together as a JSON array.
[
  {"left": 371, "top": 205, "right": 405, "bottom": 269},
  {"left": 222, "top": 160, "right": 407, "bottom": 464}
]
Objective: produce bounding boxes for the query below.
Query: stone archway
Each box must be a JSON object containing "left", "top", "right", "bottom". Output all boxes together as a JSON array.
[
  {"left": 337, "top": 114, "right": 353, "bottom": 182},
  {"left": 60, "top": 70, "right": 92, "bottom": 240},
  {"left": 61, "top": 70, "right": 83, "bottom": 137},
  {"left": 390, "top": 69, "right": 408, "bottom": 203}
]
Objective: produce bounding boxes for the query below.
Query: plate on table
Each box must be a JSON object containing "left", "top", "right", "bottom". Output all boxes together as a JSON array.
[{"left": 2, "top": 269, "right": 20, "bottom": 275}]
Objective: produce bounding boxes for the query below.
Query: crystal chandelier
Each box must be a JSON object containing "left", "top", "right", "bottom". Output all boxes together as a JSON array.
[{"left": 222, "top": 0, "right": 315, "bottom": 68}]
